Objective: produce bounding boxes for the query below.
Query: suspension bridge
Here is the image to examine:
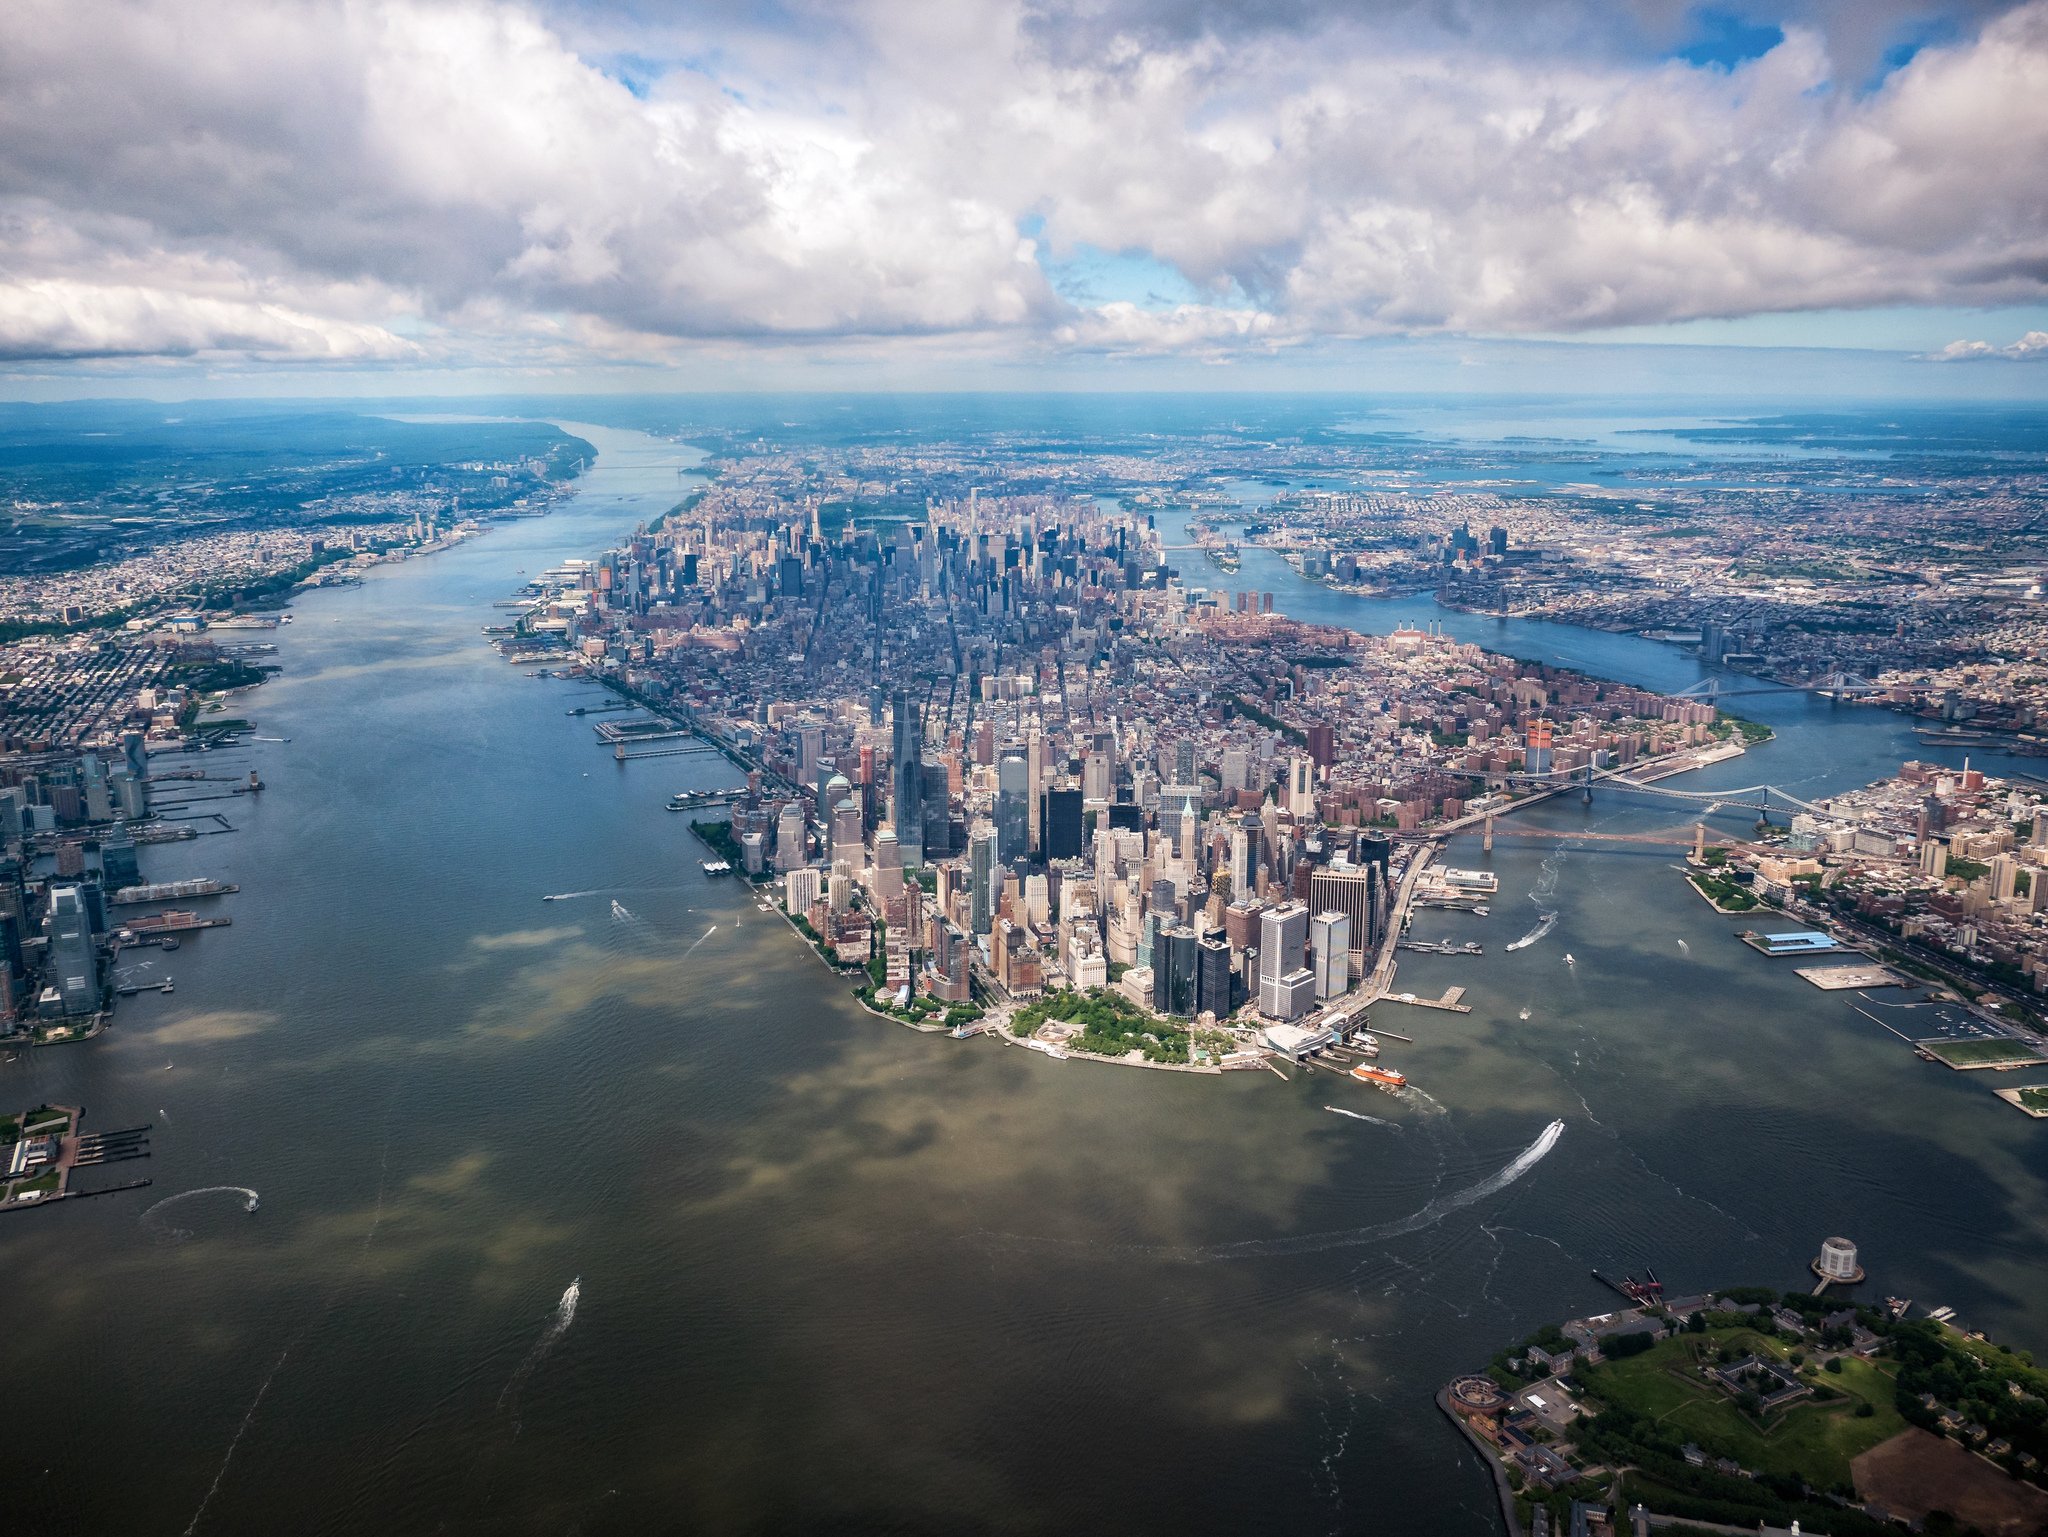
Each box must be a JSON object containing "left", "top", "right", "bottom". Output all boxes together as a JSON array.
[
  {"left": 1497, "top": 763, "right": 1830, "bottom": 820},
  {"left": 1671, "top": 669, "right": 1891, "bottom": 704}
]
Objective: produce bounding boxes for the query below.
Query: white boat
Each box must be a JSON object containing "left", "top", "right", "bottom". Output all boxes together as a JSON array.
[{"left": 1563, "top": 953, "right": 1576, "bottom": 966}]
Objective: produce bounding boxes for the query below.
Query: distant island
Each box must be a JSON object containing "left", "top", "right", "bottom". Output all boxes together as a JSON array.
[{"left": 1443, "top": 1284, "right": 2048, "bottom": 1537}]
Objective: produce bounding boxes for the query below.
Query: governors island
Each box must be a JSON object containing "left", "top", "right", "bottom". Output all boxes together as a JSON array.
[{"left": 502, "top": 472, "right": 1755, "bottom": 1087}]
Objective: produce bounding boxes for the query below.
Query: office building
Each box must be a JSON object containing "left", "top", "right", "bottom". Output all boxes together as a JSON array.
[
  {"left": 891, "top": 688, "right": 924, "bottom": 869},
  {"left": 45, "top": 883, "right": 99, "bottom": 1017},
  {"left": 1311, "top": 911, "right": 1351, "bottom": 999},
  {"left": 1196, "top": 935, "right": 1233, "bottom": 1019},
  {"left": 1309, "top": 862, "right": 1379, "bottom": 969},
  {"left": 775, "top": 802, "right": 807, "bottom": 872},
  {"left": 80, "top": 754, "right": 112, "bottom": 823},
  {"left": 1258, "top": 903, "right": 1309, "bottom": 1017},
  {"left": 997, "top": 749, "right": 1030, "bottom": 867},
  {"left": 968, "top": 821, "right": 997, "bottom": 935},
  {"left": 1041, "top": 787, "right": 1084, "bottom": 861},
  {"left": 1152, "top": 925, "right": 1199, "bottom": 1016},
  {"left": 100, "top": 824, "right": 141, "bottom": 890},
  {"left": 1285, "top": 756, "right": 1316, "bottom": 817}
]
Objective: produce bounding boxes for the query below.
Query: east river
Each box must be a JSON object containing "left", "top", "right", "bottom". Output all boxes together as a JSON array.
[{"left": 5, "top": 422, "right": 2047, "bottom": 1536}]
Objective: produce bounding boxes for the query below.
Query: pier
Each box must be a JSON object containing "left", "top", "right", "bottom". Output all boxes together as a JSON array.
[
  {"left": 594, "top": 718, "right": 695, "bottom": 745},
  {"left": 3, "top": 1105, "right": 152, "bottom": 1212},
  {"left": 1375, "top": 985, "right": 1471, "bottom": 1014},
  {"left": 616, "top": 742, "right": 725, "bottom": 761}
]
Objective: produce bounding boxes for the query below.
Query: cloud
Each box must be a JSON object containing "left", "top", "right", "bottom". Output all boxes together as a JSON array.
[
  {"left": 0, "top": 0, "right": 2044, "bottom": 365},
  {"left": 0, "top": 279, "right": 420, "bottom": 362},
  {"left": 1927, "top": 328, "right": 2048, "bottom": 359},
  {"left": 1052, "top": 301, "right": 1284, "bottom": 354}
]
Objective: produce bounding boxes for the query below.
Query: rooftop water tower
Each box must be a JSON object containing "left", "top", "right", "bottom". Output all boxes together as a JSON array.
[{"left": 1813, "top": 1236, "right": 1865, "bottom": 1286}]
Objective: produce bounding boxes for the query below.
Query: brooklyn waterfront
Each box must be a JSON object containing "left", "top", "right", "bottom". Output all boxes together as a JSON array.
[{"left": 5, "top": 419, "right": 2048, "bottom": 1537}]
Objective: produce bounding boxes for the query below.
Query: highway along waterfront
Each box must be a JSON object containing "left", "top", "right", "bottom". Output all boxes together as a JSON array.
[{"left": 3, "top": 422, "right": 2046, "bottom": 1537}]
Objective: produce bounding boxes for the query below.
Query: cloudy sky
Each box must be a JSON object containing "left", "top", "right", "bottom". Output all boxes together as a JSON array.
[{"left": 3, "top": 0, "right": 2046, "bottom": 393}]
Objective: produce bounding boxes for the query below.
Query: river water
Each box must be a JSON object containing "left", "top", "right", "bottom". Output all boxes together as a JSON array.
[{"left": 6, "top": 422, "right": 2047, "bottom": 1537}]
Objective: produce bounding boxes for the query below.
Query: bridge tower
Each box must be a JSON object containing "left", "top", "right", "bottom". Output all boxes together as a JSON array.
[
  {"left": 1483, "top": 811, "right": 1494, "bottom": 854},
  {"left": 1693, "top": 822, "right": 1706, "bottom": 863},
  {"left": 1581, "top": 764, "right": 1594, "bottom": 805}
]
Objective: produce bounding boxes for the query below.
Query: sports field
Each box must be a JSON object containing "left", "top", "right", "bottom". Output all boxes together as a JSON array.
[{"left": 1918, "top": 1037, "right": 2046, "bottom": 1070}]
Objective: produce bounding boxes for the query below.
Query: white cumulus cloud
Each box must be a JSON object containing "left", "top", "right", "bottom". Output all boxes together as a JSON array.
[
  {"left": 0, "top": 0, "right": 2044, "bottom": 366},
  {"left": 1928, "top": 329, "right": 2048, "bottom": 360}
]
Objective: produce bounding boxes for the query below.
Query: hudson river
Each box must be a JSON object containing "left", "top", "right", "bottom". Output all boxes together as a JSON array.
[{"left": 5, "top": 422, "right": 2046, "bottom": 1536}]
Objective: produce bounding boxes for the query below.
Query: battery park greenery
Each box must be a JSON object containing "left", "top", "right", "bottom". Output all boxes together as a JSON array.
[{"left": 1453, "top": 1287, "right": 2048, "bottom": 1537}]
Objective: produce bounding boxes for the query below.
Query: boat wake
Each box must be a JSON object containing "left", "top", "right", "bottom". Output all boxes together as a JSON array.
[
  {"left": 1677, "top": 938, "right": 1691, "bottom": 955},
  {"left": 498, "top": 1278, "right": 582, "bottom": 1430},
  {"left": 1506, "top": 851, "right": 1563, "bottom": 953},
  {"left": 682, "top": 923, "right": 717, "bottom": 957},
  {"left": 541, "top": 890, "right": 599, "bottom": 903},
  {"left": 1195, "top": 1120, "right": 1564, "bottom": 1262},
  {"left": 609, "top": 900, "right": 635, "bottom": 923},
  {"left": 141, "top": 1185, "right": 260, "bottom": 1241},
  {"left": 1324, "top": 1106, "right": 1397, "bottom": 1128}
]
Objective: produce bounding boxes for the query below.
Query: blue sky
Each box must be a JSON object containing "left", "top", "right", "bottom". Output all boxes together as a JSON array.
[{"left": 0, "top": 0, "right": 2042, "bottom": 396}]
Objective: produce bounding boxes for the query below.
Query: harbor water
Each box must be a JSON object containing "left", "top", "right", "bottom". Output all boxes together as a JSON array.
[{"left": 4, "top": 421, "right": 2046, "bottom": 1536}]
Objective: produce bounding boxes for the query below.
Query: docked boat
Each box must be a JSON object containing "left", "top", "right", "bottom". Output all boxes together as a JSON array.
[
  {"left": 1351, "top": 1064, "right": 1407, "bottom": 1088},
  {"left": 701, "top": 860, "right": 733, "bottom": 876}
]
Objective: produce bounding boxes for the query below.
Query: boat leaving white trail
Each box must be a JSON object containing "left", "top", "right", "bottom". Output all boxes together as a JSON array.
[
  {"left": 1505, "top": 911, "right": 1557, "bottom": 953},
  {"left": 682, "top": 923, "right": 717, "bottom": 957},
  {"left": 499, "top": 1278, "right": 583, "bottom": 1427},
  {"left": 141, "top": 1186, "right": 260, "bottom": 1239},
  {"left": 610, "top": 900, "right": 634, "bottom": 922},
  {"left": 1324, "top": 1106, "right": 1396, "bottom": 1128},
  {"left": 1195, "top": 1120, "right": 1565, "bottom": 1262}
]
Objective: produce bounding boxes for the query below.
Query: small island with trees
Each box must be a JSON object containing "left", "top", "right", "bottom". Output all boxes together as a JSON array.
[{"left": 1443, "top": 1285, "right": 2048, "bottom": 1537}]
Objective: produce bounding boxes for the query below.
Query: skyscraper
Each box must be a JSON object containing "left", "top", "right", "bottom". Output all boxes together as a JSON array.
[
  {"left": 99, "top": 823, "right": 141, "bottom": 890},
  {"left": 891, "top": 688, "right": 924, "bottom": 868},
  {"left": 1309, "top": 863, "right": 1377, "bottom": 969},
  {"left": 1196, "top": 935, "right": 1234, "bottom": 1019},
  {"left": 1258, "top": 902, "right": 1310, "bottom": 1019},
  {"left": 80, "top": 754, "right": 112, "bottom": 823},
  {"left": 997, "top": 749, "right": 1030, "bottom": 868},
  {"left": 1041, "top": 787, "right": 1084, "bottom": 861},
  {"left": 968, "top": 821, "right": 997, "bottom": 935},
  {"left": 1152, "top": 925, "right": 1199, "bottom": 1016},
  {"left": 1310, "top": 911, "right": 1351, "bottom": 999},
  {"left": 1285, "top": 755, "right": 1316, "bottom": 817},
  {"left": 45, "top": 883, "right": 99, "bottom": 1017}
]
